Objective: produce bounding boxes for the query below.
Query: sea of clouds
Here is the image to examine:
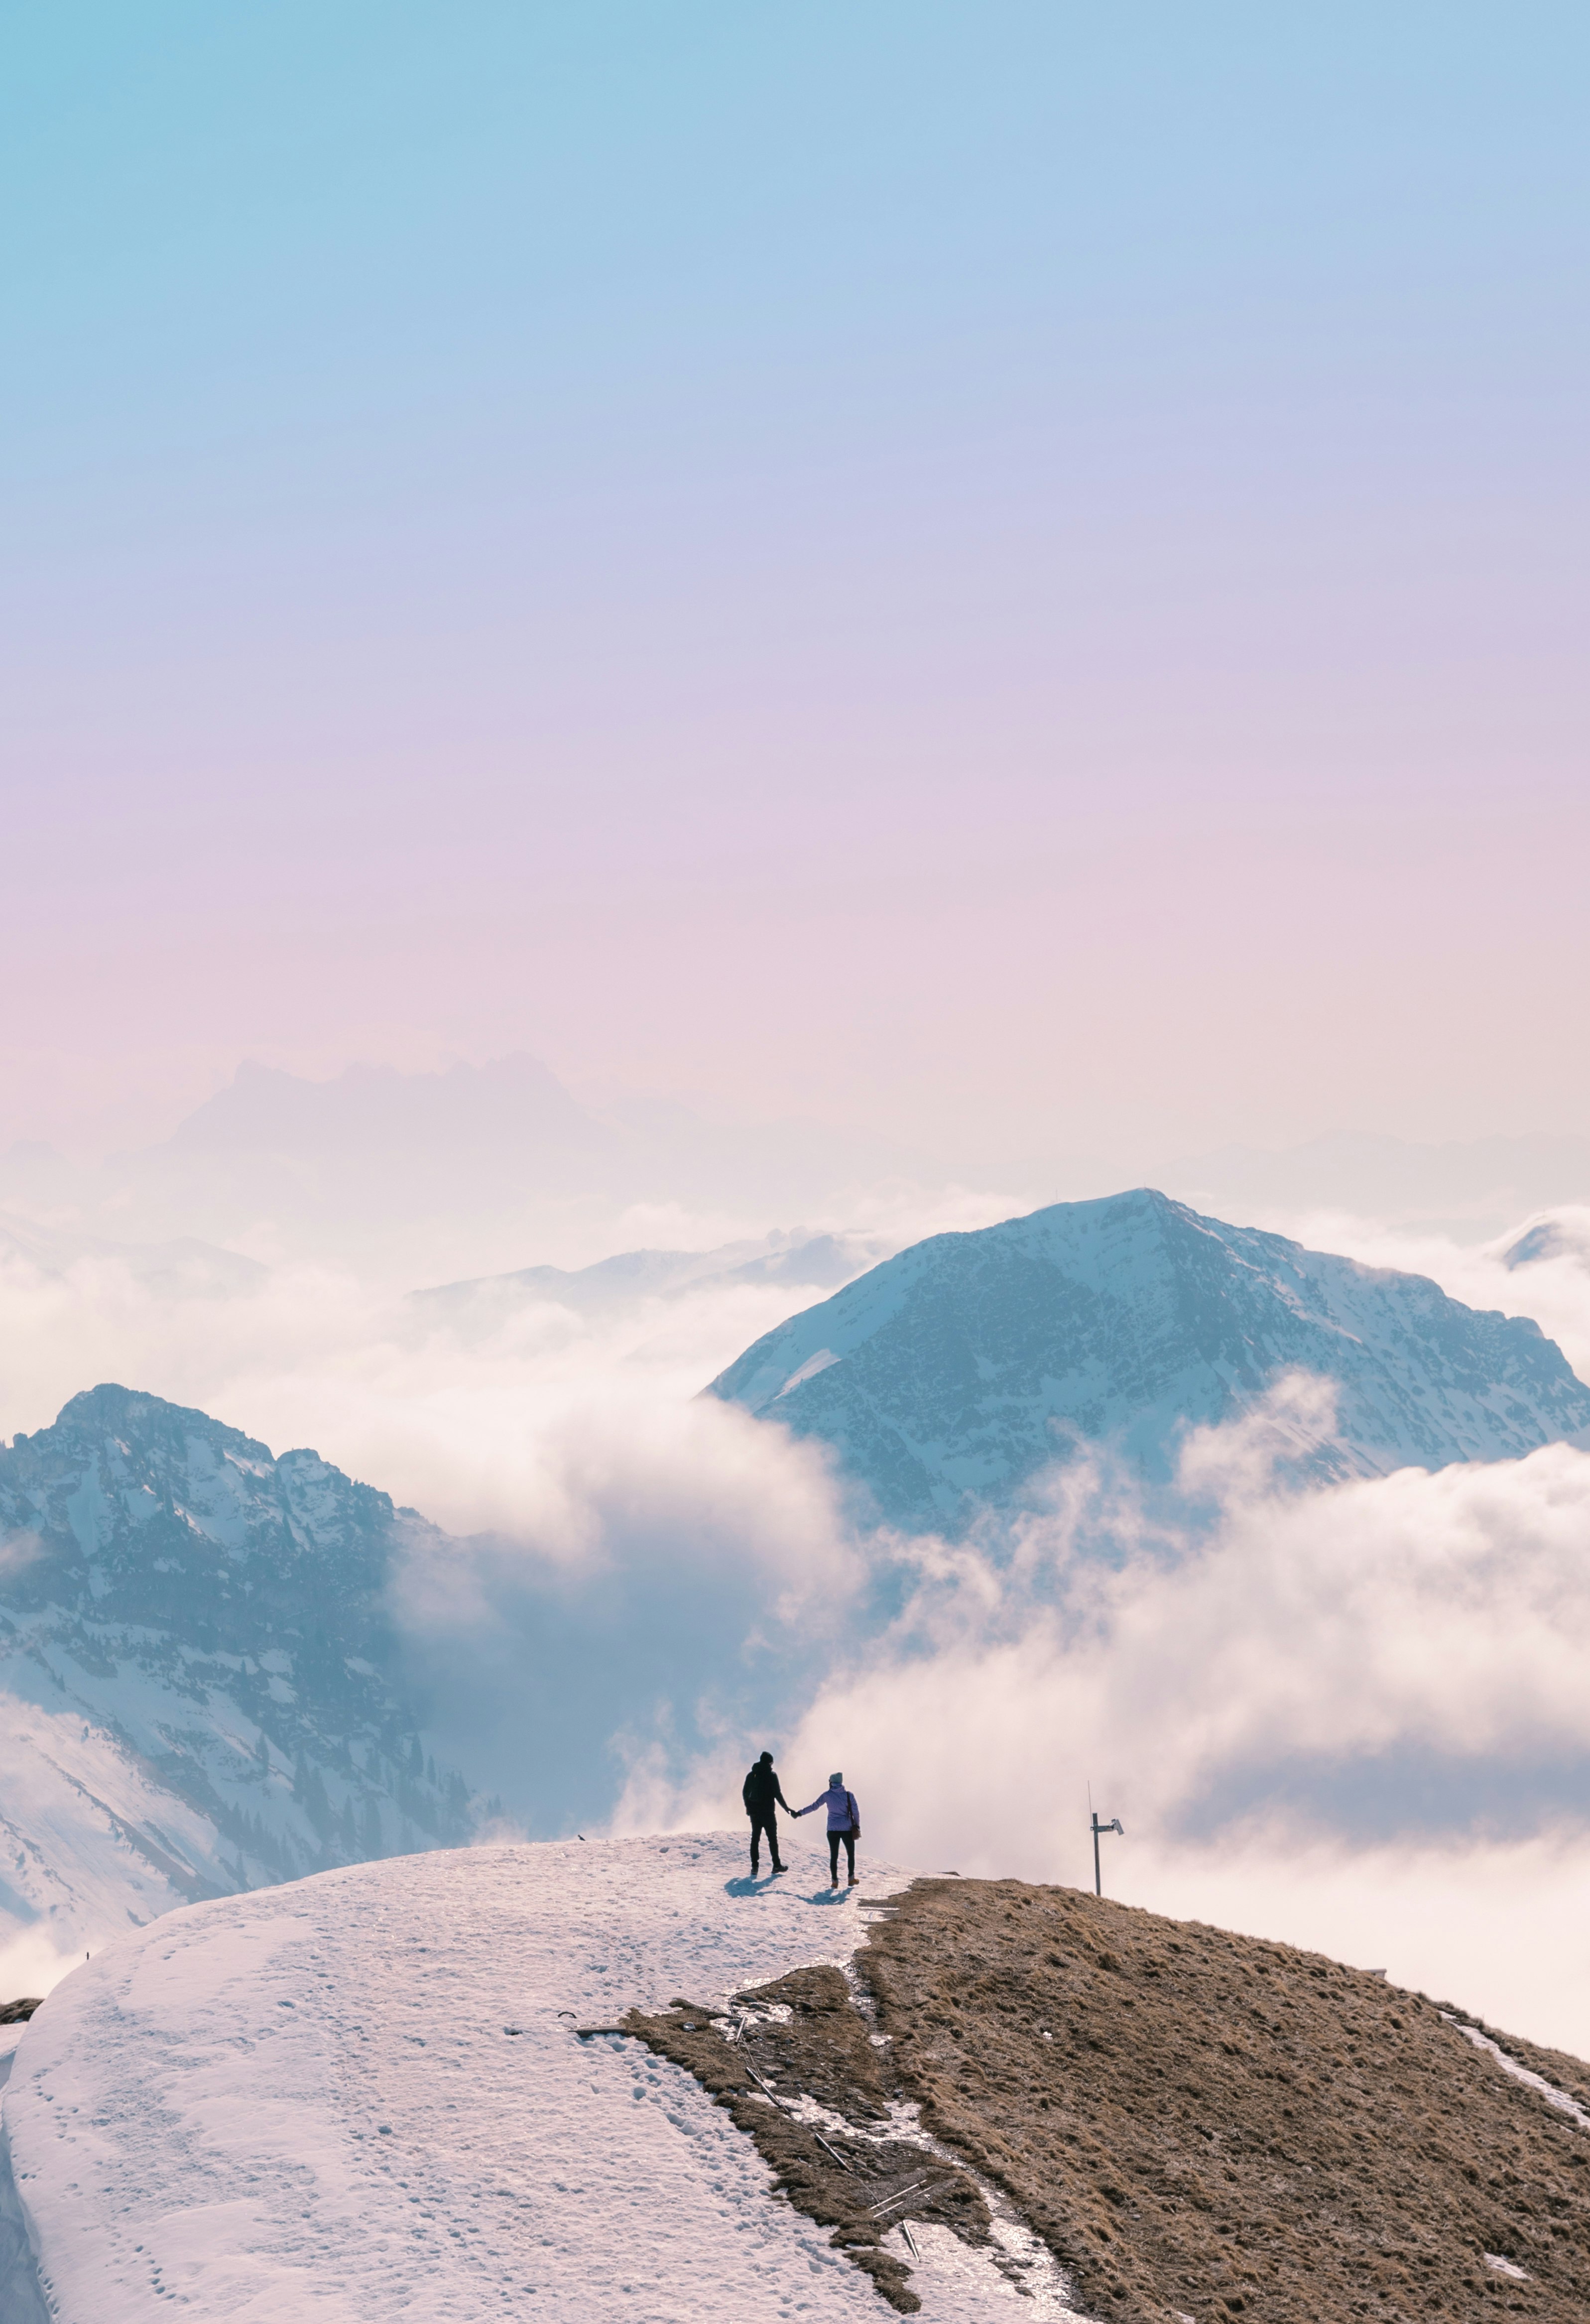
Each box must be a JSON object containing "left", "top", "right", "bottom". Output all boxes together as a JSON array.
[{"left": 2, "top": 1195, "right": 1590, "bottom": 2048}]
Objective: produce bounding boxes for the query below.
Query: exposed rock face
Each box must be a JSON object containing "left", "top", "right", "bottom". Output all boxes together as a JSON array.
[
  {"left": 708, "top": 1189, "right": 1590, "bottom": 1532},
  {"left": 0, "top": 1385, "right": 477, "bottom": 1950}
]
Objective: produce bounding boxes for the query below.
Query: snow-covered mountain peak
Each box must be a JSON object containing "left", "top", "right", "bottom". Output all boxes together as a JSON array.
[
  {"left": 707, "top": 1188, "right": 1590, "bottom": 1532},
  {"left": 1504, "top": 1208, "right": 1590, "bottom": 1273}
]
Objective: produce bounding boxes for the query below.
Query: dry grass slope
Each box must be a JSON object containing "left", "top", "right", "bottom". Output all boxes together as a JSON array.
[
  {"left": 630, "top": 1881, "right": 1590, "bottom": 2319},
  {"left": 625, "top": 1883, "right": 1590, "bottom": 2318},
  {"left": 859, "top": 1878, "right": 1590, "bottom": 2321}
]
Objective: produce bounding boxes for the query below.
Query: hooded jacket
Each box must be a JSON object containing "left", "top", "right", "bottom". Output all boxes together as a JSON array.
[{"left": 799, "top": 1784, "right": 859, "bottom": 1834}]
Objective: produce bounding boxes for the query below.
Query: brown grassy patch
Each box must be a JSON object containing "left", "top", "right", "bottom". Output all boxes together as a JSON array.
[
  {"left": 622, "top": 1963, "right": 993, "bottom": 2313},
  {"left": 858, "top": 1877, "right": 1590, "bottom": 2321}
]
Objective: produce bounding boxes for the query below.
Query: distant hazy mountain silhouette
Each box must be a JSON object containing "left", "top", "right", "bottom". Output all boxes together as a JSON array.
[
  {"left": 168, "top": 1053, "right": 611, "bottom": 1161},
  {"left": 409, "top": 1229, "right": 884, "bottom": 1331},
  {"left": 23, "top": 1055, "right": 922, "bottom": 1275}
]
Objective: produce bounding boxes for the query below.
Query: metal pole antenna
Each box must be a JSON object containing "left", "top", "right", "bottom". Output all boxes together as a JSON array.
[{"left": 1090, "top": 1812, "right": 1124, "bottom": 1897}]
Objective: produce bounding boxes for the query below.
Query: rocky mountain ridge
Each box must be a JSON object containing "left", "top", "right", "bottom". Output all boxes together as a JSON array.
[{"left": 0, "top": 1385, "right": 480, "bottom": 1954}]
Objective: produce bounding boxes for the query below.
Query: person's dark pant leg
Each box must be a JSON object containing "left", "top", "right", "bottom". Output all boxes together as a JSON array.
[
  {"left": 750, "top": 1813, "right": 778, "bottom": 1871},
  {"left": 828, "top": 1828, "right": 856, "bottom": 1881}
]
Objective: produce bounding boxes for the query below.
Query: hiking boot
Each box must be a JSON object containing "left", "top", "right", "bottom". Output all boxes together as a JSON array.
[
  {"left": 848, "top": 1876, "right": 859, "bottom": 1886},
  {"left": 771, "top": 1862, "right": 788, "bottom": 1874},
  {"left": 829, "top": 1877, "right": 838, "bottom": 1889}
]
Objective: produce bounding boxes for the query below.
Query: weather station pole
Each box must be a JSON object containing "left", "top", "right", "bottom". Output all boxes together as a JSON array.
[{"left": 1090, "top": 1812, "right": 1123, "bottom": 1897}]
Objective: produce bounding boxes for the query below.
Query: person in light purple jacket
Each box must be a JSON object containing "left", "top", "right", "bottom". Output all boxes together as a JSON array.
[{"left": 794, "top": 1773, "right": 860, "bottom": 1889}]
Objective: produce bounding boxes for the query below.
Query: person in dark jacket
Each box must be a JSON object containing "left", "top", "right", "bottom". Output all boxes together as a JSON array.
[{"left": 741, "top": 1751, "right": 793, "bottom": 1876}]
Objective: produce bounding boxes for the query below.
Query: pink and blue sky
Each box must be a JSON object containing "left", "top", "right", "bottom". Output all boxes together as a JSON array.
[{"left": 6, "top": 3, "right": 1587, "bottom": 1165}]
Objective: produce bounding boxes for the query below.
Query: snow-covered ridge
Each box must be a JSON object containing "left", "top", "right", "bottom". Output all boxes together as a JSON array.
[
  {"left": 0, "top": 1835, "right": 1073, "bottom": 2323},
  {"left": 707, "top": 1188, "right": 1590, "bottom": 1531}
]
